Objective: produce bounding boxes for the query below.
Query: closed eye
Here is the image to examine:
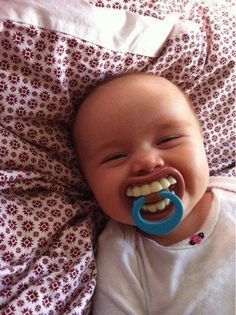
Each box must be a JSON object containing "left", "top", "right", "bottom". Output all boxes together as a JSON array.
[
  {"left": 159, "top": 135, "right": 180, "bottom": 143},
  {"left": 102, "top": 153, "right": 128, "bottom": 164},
  {"left": 157, "top": 135, "right": 182, "bottom": 148}
]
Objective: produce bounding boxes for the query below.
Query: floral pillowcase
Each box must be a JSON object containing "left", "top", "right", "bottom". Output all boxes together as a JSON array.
[{"left": 0, "top": 0, "right": 235, "bottom": 314}]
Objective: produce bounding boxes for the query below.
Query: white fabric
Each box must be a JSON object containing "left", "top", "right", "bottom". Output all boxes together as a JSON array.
[
  {"left": 93, "top": 176, "right": 236, "bottom": 315},
  {"left": 0, "top": 0, "right": 234, "bottom": 313},
  {"left": 0, "top": 0, "right": 200, "bottom": 56}
]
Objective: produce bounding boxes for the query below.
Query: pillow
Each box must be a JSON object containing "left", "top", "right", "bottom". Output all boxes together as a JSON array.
[{"left": 0, "top": 0, "right": 235, "bottom": 313}]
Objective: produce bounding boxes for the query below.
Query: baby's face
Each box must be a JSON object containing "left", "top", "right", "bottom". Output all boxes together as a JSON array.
[{"left": 74, "top": 75, "right": 209, "bottom": 239}]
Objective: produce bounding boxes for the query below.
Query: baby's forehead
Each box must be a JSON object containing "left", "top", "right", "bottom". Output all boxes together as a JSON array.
[{"left": 74, "top": 73, "right": 196, "bottom": 132}]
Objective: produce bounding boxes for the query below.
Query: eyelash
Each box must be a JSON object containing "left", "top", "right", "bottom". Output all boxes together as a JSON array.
[
  {"left": 157, "top": 135, "right": 182, "bottom": 147},
  {"left": 102, "top": 153, "right": 127, "bottom": 163},
  {"left": 159, "top": 135, "right": 180, "bottom": 143}
]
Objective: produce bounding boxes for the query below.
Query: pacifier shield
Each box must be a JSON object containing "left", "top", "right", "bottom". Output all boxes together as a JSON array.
[{"left": 132, "top": 190, "right": 184, "bottom": 236}]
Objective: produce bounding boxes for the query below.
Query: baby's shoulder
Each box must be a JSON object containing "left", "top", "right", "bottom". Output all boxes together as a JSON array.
[
  {"left": 209, "top": 176, "right": 236, "bottom": 222},
  {"left": 209, "top": 175, "right": 236, "bottom": 194},
  {"left": 96, "top": 221, "right": 138, "bottom": 265},
  {"left": 98, "top": 220, "right": 136, "bottom": 246}
]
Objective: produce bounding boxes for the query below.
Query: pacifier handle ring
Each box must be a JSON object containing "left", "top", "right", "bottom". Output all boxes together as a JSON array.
[{"left": 132, "top": 190, "right": 184, "bottom": 236}]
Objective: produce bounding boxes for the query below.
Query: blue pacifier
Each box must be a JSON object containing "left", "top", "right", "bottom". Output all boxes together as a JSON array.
[{"left": 132, "top": 190, "right": 184, "bottom": 235}]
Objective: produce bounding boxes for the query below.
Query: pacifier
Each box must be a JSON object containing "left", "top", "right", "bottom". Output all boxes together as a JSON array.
[{"left": 132, "top": 190, "right": 184, "bottom": 235}]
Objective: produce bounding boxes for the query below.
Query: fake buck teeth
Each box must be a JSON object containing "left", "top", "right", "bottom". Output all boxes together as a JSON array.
[
  {"left": 126, "top": 176, "right": 177, "bottom": 198},
  {"left": 142, "top": 198, "right": 170, "bottom": 212}
]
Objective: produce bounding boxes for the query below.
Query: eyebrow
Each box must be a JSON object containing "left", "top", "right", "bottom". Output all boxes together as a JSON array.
[
  {"left": 155, "top": 119, "right": 193, "bottom": 130},
  {"left": 87, "top": 140, "right": 124, "bottom": 159}
]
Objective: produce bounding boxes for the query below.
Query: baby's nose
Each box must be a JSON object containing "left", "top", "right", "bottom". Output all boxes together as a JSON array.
[{"left": 130, "top": 150, "right": 164, "bottom": 176}]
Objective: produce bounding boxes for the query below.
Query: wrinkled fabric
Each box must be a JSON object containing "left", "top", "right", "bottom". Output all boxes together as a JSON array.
[{"left": 0, "top": 0, "right": 235, "bottom": 314}]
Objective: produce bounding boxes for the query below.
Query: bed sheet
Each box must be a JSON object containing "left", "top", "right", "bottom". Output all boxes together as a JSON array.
[{"left": 0, "top": 0, "right": 235, "bottom": 314}]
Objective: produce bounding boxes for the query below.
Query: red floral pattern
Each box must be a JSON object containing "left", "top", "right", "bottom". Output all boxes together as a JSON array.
[{"left": 0, "top": 0, "right": 235, "bottom": 314}]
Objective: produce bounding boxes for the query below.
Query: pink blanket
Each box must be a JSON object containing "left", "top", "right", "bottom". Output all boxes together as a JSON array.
[{"left": 0, "top": 0, "right": 235, "bottom": 313}]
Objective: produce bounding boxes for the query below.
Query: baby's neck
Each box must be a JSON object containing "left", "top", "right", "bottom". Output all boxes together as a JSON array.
[{"left": 140, "top": 190, "right": 213, "bottom": 246}]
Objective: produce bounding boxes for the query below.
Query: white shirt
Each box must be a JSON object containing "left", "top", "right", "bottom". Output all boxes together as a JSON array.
[{"left": 93, "top": 176, "right": 236, "bottom": 315}]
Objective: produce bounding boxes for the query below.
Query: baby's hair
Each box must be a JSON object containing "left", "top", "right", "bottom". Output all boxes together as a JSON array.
[{"left": 80, "top": 71, "right": 193, "bottom": 108}]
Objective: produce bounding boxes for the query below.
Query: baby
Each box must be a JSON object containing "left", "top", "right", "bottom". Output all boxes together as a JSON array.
[{"left": 73, "top": 73, "right": 235, "bottom": 315}]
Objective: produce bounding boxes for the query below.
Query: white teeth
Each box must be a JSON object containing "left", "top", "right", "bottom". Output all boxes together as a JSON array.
[
  {"left": 126, "top": 176, "right": 177, "bottom": 198},
  {"left": 127, "top": 187, "right": 133, "bottom": 197},
  {"left": 159, "top": 178, "right": 170, "bottom": 189},
  {"left": 133, "top": 186, "right": 141, "bottom": 197},
  {"left": 141, "top": 184, "right": 152, "bottom": 196},
  {"left": 142, "top": 198, "right": 169, "bottom": 212},
  {"left": 157, "top": 200, "right": 166, "bottom": 210},
  {"left": 126, "top": 176, "right": 177, "bottom": 213},
  {"left": 150, "top": 181, "right": 162, "bottom": 193},
  {"left": 167, "top": 176, "right": 177, "bottom": 185},
  {"left": 149, "top": 204, "right": 157, "bottom": 212}
]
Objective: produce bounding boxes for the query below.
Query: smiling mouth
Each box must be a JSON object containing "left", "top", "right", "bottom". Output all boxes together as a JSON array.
[{"left": 126, "top": 176, "right": 178, "bottom": 213}]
